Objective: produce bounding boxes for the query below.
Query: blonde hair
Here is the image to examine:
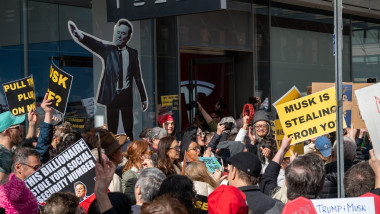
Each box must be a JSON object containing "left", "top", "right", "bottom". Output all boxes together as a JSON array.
[
  {"left": 184, "top": 161, "right": 218, "bottom": 189},
  {"left": 54, "top": 122, "right": 72, "bottom": 139}
]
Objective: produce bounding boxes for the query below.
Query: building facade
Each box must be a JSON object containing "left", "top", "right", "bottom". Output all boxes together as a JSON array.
[{"left": 1, "top": 0, "right": 379, "bottom": 136}]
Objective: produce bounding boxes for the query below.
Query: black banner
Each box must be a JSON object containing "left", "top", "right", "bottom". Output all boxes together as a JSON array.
[
  {"left": 24, "top": 139, "right": 96, "bottom": 203},
  {"left": 2, "top": 75, "right": 35, "bottom": 116},
  {"left": 48, "top": 62, "right": 73, "bottom": 114},
  {"left": 64, "top": 116, "right": 90, "bottom": 132},
  {"left": 107, "top": 0, "right": 226, "bottom": 21}
]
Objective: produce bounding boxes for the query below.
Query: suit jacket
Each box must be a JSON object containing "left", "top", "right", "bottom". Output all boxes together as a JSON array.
[{"left": 80, "top": 34, "right": 147, "bottom": 106}]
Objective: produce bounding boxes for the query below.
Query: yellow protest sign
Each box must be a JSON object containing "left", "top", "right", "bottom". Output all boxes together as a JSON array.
[
  {"left": 273, "top": 86, "right": 301, "bottom": 109},
  {"left": 274, "top": 120, "right": 304, "bottom": 157},
  {"left": 161, "top": 95, "right": 179, "bottom": 107},
  {"left": 276, "top": 87, "right": 346, "bottom": 144}
]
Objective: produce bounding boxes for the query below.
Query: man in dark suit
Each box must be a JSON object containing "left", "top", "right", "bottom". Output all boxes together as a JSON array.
[{"left": 68, "top": 19, "right": 148, "bottom": 140}]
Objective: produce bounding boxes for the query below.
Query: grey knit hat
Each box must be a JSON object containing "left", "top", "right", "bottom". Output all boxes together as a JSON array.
[{"left": 253, "top": 110, "right": 270, "bottom": 124}]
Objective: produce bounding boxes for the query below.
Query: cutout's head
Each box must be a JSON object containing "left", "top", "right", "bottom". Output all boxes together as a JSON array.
[{"left": 113, "top": 19, "right": 133, "bottom": 48}]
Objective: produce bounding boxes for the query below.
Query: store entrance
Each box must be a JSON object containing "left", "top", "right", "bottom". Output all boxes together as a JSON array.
[{"left": 180, "top": 53, "right": 235, "bottom": 129}]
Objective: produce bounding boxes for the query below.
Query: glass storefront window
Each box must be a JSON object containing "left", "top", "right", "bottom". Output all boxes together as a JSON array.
[{"left": 352, "top": 20, "right": 380, "bottom": 82}]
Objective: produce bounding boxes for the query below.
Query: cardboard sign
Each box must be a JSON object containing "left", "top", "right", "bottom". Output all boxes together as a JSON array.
[
  {"left": 2, "top": 75, "right": 36, "bottom": 116},
  {"left": 273, "top": 86, "right": 301, "bottom": 109},
  {"left": 276, "top": 87, "right": 346, "bottom": 144},
  {"left": 311, "top": 197, "right": 375, "bottom": 214},
  {"left": 355, "top": 83, "right": 380, "bottom": 159},
  {"left": 64, "top": 116, "right": 89, "bottom": 132},
  {"left": 81, "top": 97, "right": 95, "bottom": 117},
  {"left": 48, "top": 62, "right": 73, "bottom": 114},
  {"left": 161, "top": 95, "right": 179, "bottom": 107},
  {"left": 24, "top": 139, "right": 96, "bottom": 203},
  {"left": 274, "top": 120, "right": 304, "bottom": 157},
  {"left": 312, "top": 82, "right": 373, "bottom": 129},
  {"left": 198, "top": 157, "right": 223, "bottom": 173}
]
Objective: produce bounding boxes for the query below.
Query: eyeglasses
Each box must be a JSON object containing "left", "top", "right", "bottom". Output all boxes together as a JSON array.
[
  {"left": 20, "top": 163, "right": 41, "bottom": 171},
  {"left": 189, "top": 146, "right": 201, "bottom": 151},
  {"left": 254, "top": 124, "right": 268, "bottom": 129},
  {"left": 169, "top": 146, "right": 180, "bottom": 151},
  {"left": 143, "top": 150, "right": 153, "bottom": 156}
]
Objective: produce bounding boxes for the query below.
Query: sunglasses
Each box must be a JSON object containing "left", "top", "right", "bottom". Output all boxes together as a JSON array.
[
  {"left": 197, "top": 132, "right": 206, "bottom": 136},
  {"left": 20, "top": 163, "right": 41, "bottom": 171}
]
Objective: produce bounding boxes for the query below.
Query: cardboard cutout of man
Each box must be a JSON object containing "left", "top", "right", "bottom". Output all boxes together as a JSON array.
[{"left": 68, "top": 19, "right": 148, "bottom": 140}]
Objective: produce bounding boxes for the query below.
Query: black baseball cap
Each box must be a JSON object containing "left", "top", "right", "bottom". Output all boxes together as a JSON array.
[{"left": 227, "top": 152, "right": 262, "bottom": 177}]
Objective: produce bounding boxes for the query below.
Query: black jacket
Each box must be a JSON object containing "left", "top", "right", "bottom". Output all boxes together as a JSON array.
[
  {"left": 260, "top": 161, "right": 281, "bottom": 196},
  {"left": 239, "top": 185, "right": 279, "bottom": 214},
  {"left": 320, "top": 159, "right": 353, "bottom": 198}
]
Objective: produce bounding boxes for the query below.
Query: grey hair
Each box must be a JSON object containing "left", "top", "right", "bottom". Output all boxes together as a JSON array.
[
  {"left": 135, "top": 168, "right": 166, "bottom": 202},
  {"left": 220, "top": 116, "right": 238, "bottom": 135},
  {"left": 333, "top": 136, "right": 357, "bottom": 161},
  {"left": 12, "top": 147, "right": 40, "bottom": 172},
  {"left": 148, "top": 127, "right": 167, "bottom": 141}
]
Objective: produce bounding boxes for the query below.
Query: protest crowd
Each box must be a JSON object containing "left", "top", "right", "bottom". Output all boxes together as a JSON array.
[{"left": 1, "top": 88, "right": 380, "bottom": 214}]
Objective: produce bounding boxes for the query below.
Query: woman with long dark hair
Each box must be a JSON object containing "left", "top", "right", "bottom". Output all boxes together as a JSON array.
[{"left": 156, "top": 136, "right": 181, "bottom": 177}]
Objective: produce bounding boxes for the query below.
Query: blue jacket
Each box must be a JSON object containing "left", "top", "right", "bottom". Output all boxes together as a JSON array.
[{"left": 35, "top": 122, "right": 53, "bottom": 163}]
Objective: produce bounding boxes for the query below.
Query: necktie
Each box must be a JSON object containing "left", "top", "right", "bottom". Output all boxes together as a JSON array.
[{"left": 118, "top": 50, "right": 123, "bottom": 90}]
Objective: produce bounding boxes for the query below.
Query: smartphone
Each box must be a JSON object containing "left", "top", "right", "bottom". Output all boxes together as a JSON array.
[{"left": 96, "top": 132, "right": 102, "bottom": 164}]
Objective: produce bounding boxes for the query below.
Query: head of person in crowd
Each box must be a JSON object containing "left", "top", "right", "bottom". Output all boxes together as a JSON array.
[
  {"left": 21, "top": 136, "right": 38, "bottom": 148},
  {"left": 217, "top": 140, "right": 245, "bottom": 157},
  {"left": 123, "top": 140, "right": 152, "bottom": 173},
  {"left": 88, "top": 192, "right": 131, "bottom": 214},
  {"left": 184, "top": 161, "right": 218, "bottom": 192},
  {"left": 98, "top": 129, "right": 127, "bottom": 166},
  {"left": 140, "top": 194, "right": 189, "bottom": 214},
  {"left": 0, "top": 111, "right": 25, "bottom": 149},
  {"left": 211, "top": 110, "right": 223, "bottom": 124},
  {"left": 42, "top": 192, "right": 82, "bottom": 214},
  {"left": 12, "top": 146, "right": 41, "bottom": 181},
  {"left": 182, "top": 126, "right": 206, "bottom": 148},
  {"left": 54, "top": 132, "right": 83, "bottom": 157},
  {"left": 344, "top": 161, "right": 375, "bottom": 197},
  {"left": 157, "top": 175, "right": 196, "bottom": 214},
  {"left": 285, "top": 153, "right": 325, "bottom": 200},
  {"left": 180, "top": 128, "right": 202, "bottom": 162},
  {"left": 158, "top": 114, "right": 176, "bottom": 136},
  {"left": 74, "top": 181, "right": 87, "bottom": 201},
  {"left": 219, "top": 116, "right": 238, "bottom": 136},
  {"left": 139, "top": 127, "right": 152, "bottom": 143},
  {"left": 148, "top": 127, "right": 167, "bottom": 151},
  {"left": 332, "top": 136, "right": 357, "bottom": 162},
  {"left": 227, "top": 152, "right": 262, "bottom": 187},
  {"left": 52, "top": 122, "right": 72, "bottom": 149},
  {"left": 314, "top": 136, "right": 333, "bottom": 162},
  {"left": 208, "top": 185, "right": 247, "bottom": 214},
  {"left": 252, "top": 110, "right": 271, "bottom": 139},
  {"left": 135, "top": 168, "right": 166, "bottom": 205},
  {"left": 157, "top": 136, "right": 181, "bottom": 176}
]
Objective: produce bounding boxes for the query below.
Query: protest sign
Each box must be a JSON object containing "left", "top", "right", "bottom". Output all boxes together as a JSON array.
[
  {"left": 312, "top": 82, "right": 372, "bottom": 129},
  {"left": 64, "top": 116, "right": 89, "bottom": 132},
  {"left": 2, "top": 75, "right": 35, "bottom": 116},
  {"left": 198, "top": 157, "right": 223, "bottom": 173},
  {"left": 48, "top": 62, "right": 73, "bottom": 114},
  {"left": 355, "top": 83, "right": 380, "bottom": 159},
  {"left": 274, "top": 120, "right": 304, "bottom": 157},
  {"left": 24, "top": 139, "right": 96, "bottom": 203},
  {"left": 194, "top": 194, "right": 208, "bottom": 214},
  {"left": 273, "top": 86, "right": 301, "bottom": 109},
  {"left": 161, "top": 95, "right": 179, "bottom": 107},
  {"left": 311, "top": 197, "right": 375, "bottom": 214},
  {"left": 276, "top": 87, "right": 346, "bottom": 144}
]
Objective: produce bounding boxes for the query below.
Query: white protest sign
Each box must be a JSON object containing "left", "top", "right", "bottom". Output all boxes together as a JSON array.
[
  {"left": 355, "top": 82, "right": 380, "bottom": 159},
  {"left": 24, "top": 139, "right": 96, "bottom": 203},
  {"left": 311, "top": 197, "right": 375, "bottom": 214}
]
